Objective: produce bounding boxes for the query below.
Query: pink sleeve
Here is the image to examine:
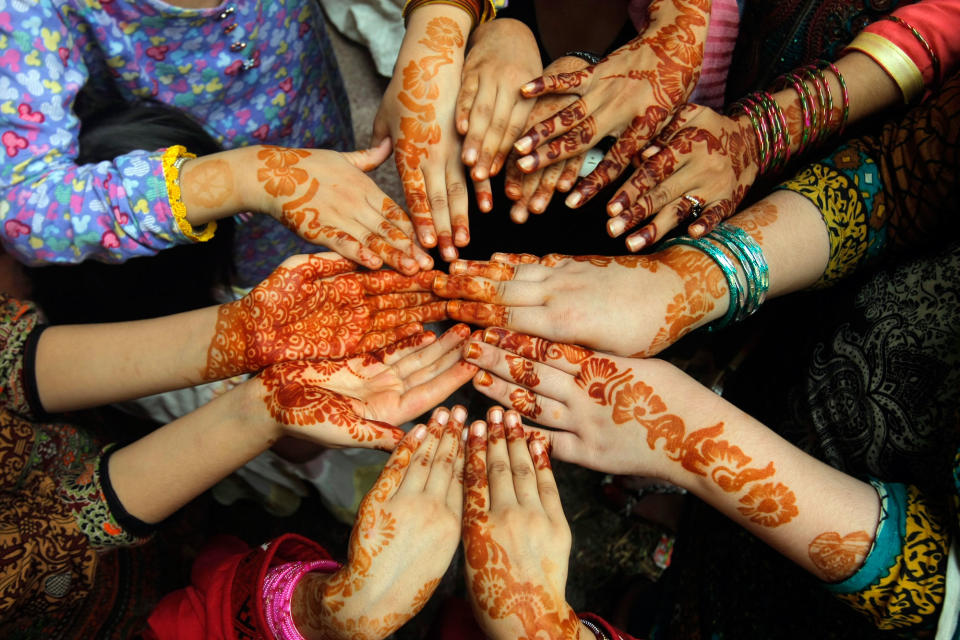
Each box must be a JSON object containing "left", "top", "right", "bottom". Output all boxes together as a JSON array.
[
  {"left": 863, "top": 0, "right": 960, "bottom": 84},
  {"left": 579, "top": 612, "right": 644, "bottom": 640}
]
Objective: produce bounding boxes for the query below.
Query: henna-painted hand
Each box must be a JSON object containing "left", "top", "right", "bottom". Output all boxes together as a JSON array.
[
  {"left": 463, "top": 331, "right": 800, "bottom": 533},
  {"left": 503, "top": 57, "right": 590, "bottom": 223},
  {"left": 202, "top": 253, "right": 448, "bottom": 381},
  {"left": 607, "top": 105, "right": 760, "bottom": 251},
  {"left": 260, "top": 326, "right": 478, "bottom": 451},
  {"left": 373, "top": 12, "right": 471, "bottom": 262},
  {"left": 257, "top": 143, "right": 432, "bottom": 274},
  {"left": 462, "top": 406, "right": 587, "bottom": 640},
  {"left": 433, "top": 247, "right": 729, "bottom": 358},
  {"left": 292, "top": 406, "right": 468, "bottom": 639},
  {"left": 513, "top": 1, "right": 708, "bottom": 209},
  {"left": 456, "top": 18, "right": 542, "bottom": 211}
]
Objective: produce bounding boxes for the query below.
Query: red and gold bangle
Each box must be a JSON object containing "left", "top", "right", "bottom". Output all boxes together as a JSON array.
[{"left": 880, "top": 15, "right": 941, "bottom": 88}]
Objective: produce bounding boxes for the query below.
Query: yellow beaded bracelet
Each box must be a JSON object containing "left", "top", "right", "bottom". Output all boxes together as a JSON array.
[{"left": 162, "top": 145, "right": 217, "bottom": 243}]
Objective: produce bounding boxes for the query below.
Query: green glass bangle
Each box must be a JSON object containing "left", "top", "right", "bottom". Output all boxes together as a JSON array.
[
  {"left": 661, "top": 236, "right": 743, "bottom": 332},
  {"left": 709, "top": 225, "right": 770, "bottom": 321}
]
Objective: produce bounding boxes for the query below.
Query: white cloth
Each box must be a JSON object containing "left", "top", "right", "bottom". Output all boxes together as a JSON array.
[
  {"left": 319, "top": 0, "right": 406, "bottom": 77},
  {"left": 936, "top": 541, "right": 960, "bottom": 640}
]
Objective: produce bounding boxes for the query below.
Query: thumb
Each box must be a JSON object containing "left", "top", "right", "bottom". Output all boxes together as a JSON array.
[
  {"left": 370, "top": 112, "right": 393, "bottom": 150},
  {"left": 342, "top": 137, "right": 393, "bottom": 172}
]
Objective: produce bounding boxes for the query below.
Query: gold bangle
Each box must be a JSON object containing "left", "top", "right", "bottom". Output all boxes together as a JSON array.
[
  {"left": 402, "top": 0, "right": 494, "bottom": 28},
  {"left": 845, "top": 32, "right": 923, "bottom": 104},
  {"left": 162, "top": 145, "right": 217, "bottom": 243}
]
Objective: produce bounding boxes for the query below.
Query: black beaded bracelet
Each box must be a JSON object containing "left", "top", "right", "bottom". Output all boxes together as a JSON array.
[{"left": 563, "top": 50, "right": 602, "bottom": 65}]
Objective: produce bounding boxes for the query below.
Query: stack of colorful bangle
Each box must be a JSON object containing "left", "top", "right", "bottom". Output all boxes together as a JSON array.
[
  {"left": 401, "top": 0, "right": 495, "bottom": 27},
  {"left": 729, "top": 60, "right": 849, "bottom": 176},
  {"left": 661, "top": 224, "right": 769, "bottom": 331}
]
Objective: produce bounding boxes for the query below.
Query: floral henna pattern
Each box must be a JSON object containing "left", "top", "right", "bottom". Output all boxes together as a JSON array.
[
  {"left": 296, "top": 436, "right": 443, "bottom": 636},
  {"left": 737, "top": 482, "right": 799, "bottom": 528},
  {"left": 259, "top": 361, "right": 403, "bottom": 449},
  {"left": 573, "top": 355, "right": 797, "bottom": 527},
  {"left": 463, "top": 431, "right": 581, "bottom": 640},
  {"left": 257, "top": 145, "right": 311, "bottom": 197},
  {"left": 202, "top": 256, "right": 444, "bottom": 380},
  {"left": 393, "top": 17, "right": 466, "bottom": 244},
  {"left": 808, "top": 530, "right": 873, "bottom": 582},
  {"left": 642, "top": 245, "right": 728, "bottom": 356},
  {"left": 182, "top": 158, "right": 233, "bottom": 209}
]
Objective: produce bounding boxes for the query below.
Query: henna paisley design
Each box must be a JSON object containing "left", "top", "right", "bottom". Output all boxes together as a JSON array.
[{"left": 202, "top": 255, "right": 445, "bottom": 380}]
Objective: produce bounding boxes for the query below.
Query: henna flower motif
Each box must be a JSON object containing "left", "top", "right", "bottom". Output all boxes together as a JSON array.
[
  {"left": 611, "top": 379, "right": 667, "bottom": 422},
  {"left": 575, "top": 358, "right": 631, "bottom": 406},
  {"left": 507, "top": 355, "right": 540, "bottom": 388},
  {"left": 256, "top": 146, "right": 310, "bottom": 197},
  {"left": 424, "top": 16, "right": 465, "bottom": 49},
  {"left": 402, "top": 59, "right": 441, "bottom": 100},
  {"left": 808, "top": 531, "right": 872, "bottom": 582},
  {"left": 737, "top": 482, "right": 799, "bottom": 528},
  {"left": 509, "top": 388, "right": 541, "bottom": 419}
]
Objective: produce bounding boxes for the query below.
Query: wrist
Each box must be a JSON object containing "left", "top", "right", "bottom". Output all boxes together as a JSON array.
[
  {"left": 240, "top": 377, "right": 284, "bottom": 444},
  {"left": 401, "top": 4, "right": 470, "bottom": 61}
]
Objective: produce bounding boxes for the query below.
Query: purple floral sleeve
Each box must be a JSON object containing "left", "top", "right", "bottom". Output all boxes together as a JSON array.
[{"left": 0, "top": 0, "right": 190, "bottom": 265}]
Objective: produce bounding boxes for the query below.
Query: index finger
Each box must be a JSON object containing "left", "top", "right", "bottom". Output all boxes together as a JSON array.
[
  {"left": 478, "top": 327, "right": 593, "bottom": 374},
  {"left": 463, "top": 419, "right": 490, "bottom": 528}
]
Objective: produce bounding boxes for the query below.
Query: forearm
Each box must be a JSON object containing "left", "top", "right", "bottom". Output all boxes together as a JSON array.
[
  {"left": 34, "top": 305, "right": 216, "bottom": 412},
  {"left": 107, "top": 380, "right": 278, "bottom": 523},
  {"left": 652, "top": 379, "right": 879, "bottom": 582}
]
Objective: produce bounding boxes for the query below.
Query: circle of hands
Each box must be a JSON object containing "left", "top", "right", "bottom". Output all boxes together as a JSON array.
[{"left": 212, "top": 7, "right": 762, "bottom": 638}]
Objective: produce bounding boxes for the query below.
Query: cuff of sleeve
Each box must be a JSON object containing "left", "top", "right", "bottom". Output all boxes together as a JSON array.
[
  {"left": 824, "top": 479, "right": 905, "bottom": 594},
  {"left": 579, "top": 613, "right": 634, "bottom": 640},
  {"left": 162, "top": 145, "right": 217, "bottom": 243},
  {"left": 98, "top": 445, "right": 158, "bottom": 540},
  {"left": 23, "top": 324, "right": 51, "bottom": 420},
  {"left": 844, "top": 32, "right": 923, "bottom": 104}
]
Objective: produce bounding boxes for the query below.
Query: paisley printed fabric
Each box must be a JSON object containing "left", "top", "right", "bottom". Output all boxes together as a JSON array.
[
  {"left": 0, "top": 295, "right": 38, "bottom": 417},
  {"left": 0, "top": 0, "right": 353, "bottom": 283},
  {"left": 0, "top": 293, "right": 152, "bottom": 630}
]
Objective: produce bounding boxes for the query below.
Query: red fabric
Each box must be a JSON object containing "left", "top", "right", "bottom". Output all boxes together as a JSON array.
[
  {"left": 144, "top": 533, "right": 333, "bottom": 640},
  {"left": 579, "top": 611, "right": 643, "bottom": 640},
  {"left": 863, "top": 0, "right": 960, "bottom": 85}
]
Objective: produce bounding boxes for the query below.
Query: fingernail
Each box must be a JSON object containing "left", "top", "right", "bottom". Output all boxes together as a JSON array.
[
  {"left": 422, "top": 232, "right": 436, "bottom": 246},
  {"left": 449, "top": 261, "right": 466, "bottom": 275},
  {"left": 521, "top": 82, "right": 537, "bottom": 94},
  {"left": 627, "top": 234, "right": 647, "bottom": 252},
  {"left": 504, "top": 411, "right": 519, "bottom": 429},
  {"left": 441, "top": 245, "right": 457, "bottom": 261},
  {"left": 435, "top": 408, "right": 450, "bottom": 425},
  {"left": 517, "top": 156, "right": 535, "bottom": 172},
  {"left": 471, "top": 420, "right": 486, "bottom": 437},
  {"left": 482, "top": 328, "right": 501, "bottom": 345},
  {"left": 510, "top": 205, "right": 528, "bottom": 224},
  {"left": 464, "top": 148, "right": 478, "bottom": 165},
  {"left": 452, "top": 405, "right": 467, "bottom": 424},
  {"left": 608, "top": 217, "right": 625, "bottom": 236},
  {"left": 557, "top": 180, "right": 571, "bottom": 192},
  {"left": 416, "top": 253, "right": 434, "bottom": 269},
  {"left": 608, "top": 201, "right": 623, "bottom": 216},
  {"left": 459, "top": 119, "right": 469, "bottom": 132},
  {"left": 413, "top": 425, "right": 427, "bottom": 439},
  {"left": 433, "top": 272, "right": 448, "bottom": 290},
  {"left": 478, "top": 193, "right": 493, "bottom": 212},
  {"left": 461, "top": 427, "right": 469, "bottom": 442},
  {"left": 473, "top": 167, "right": 488, "bottom": 181},
  {"left": 475, "top": 371, "right": 493, "bottom": 387},
  {"left": 530, "top": 197, "right": 546, "bottom": 212},
  {"left": 515, "top": 137, "right": 533, "bottom": 153},
  {"left": 565, "top": 191, "right": 582, "bottom": 208},
  {"left": 464, "top": 342, "right": 482, "bottom": 360},
  {"left": 401, "top": 256, "right": 417, "bottom": 272},
  {"left": 455, "top": 228, "right": 469, "bottom": 245},
  {"left": 689, "top": 223, "right": 704, "bottom": 237},
  {"left": 530, "top": 439, "right": 545, "bottom": 455},
  {"left": 489, "top": 406, "right": 503, "bottom": 424}
]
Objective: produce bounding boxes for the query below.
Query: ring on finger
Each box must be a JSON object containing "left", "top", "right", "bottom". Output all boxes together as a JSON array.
[{"left": 681, "top": 194, "right": 705, "bottom": 220}]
